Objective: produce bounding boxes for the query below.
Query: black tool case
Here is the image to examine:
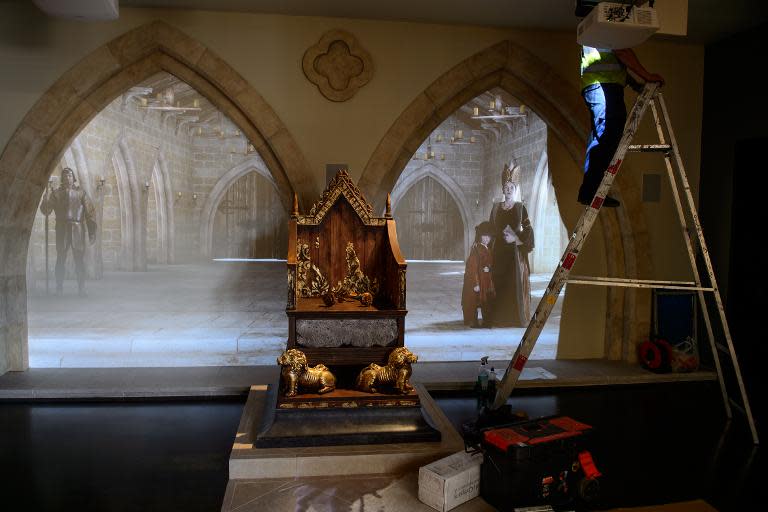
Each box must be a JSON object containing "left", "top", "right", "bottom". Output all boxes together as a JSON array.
[{"left": 480, "top": 416, "right": 601, "bottom": 511}]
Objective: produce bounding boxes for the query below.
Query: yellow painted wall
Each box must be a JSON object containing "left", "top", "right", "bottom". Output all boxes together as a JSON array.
[{"left": 0, "top": 4, "right": 705, "bottom": 359}]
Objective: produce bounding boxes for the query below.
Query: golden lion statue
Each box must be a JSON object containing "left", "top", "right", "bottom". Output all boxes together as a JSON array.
[
  {"left": 277, "top": 348, "right": 336, "bottom": 397},
  {"left": 356, "top": 347, "right": 418, "bottom": 394}
]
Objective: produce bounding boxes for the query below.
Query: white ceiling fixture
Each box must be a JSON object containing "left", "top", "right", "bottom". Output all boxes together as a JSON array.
[
  {"left": 449, "top": 123, "right": 477, "bottom": 145},
  {"left": 192, "top": 124, "right": 242, "bottom": 139},
  {"left": 230, "top": 142, "right": 259, "bottom": 156},
  {"left": 32, "top": 0, "right": 119, "bottom": 21},
  {"left": 412, "top": 134, "right": 446, "bottom": 161},
  {"left": 138, "top": 88, "right": 202, "bottom": 112},
  {"left": 450, "top": 132, "right": 477, "bottom": 145},
  {"left": 471, "top": 94, "right": 527, "bottom": 121}
]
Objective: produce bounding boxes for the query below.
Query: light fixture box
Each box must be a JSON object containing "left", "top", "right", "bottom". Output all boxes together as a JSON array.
[
  {"left": 418, "top": 451, "right": 483, "bottom": 512},
  {"left": 577, "top": 2, "right": 659, "bottom": 49}
]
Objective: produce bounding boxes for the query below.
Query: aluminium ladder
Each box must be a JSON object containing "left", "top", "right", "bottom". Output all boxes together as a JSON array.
[{"left": 490, "top": 82, "right": 759, "bottom": 445}]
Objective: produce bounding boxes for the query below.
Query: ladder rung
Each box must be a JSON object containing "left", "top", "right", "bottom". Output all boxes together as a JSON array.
[
  {"left": 567, "top": 275, "right": 713, "bottom": 291},
  {"left": 628, "top": 144, "right": 671, "bottom": 152},
  {"left": 567, "top": 280, "right": 714, "bottom": 291},
  {"left": 716, "top": 342, "right": 730, "bottom": 355},
  {"left": 569, "top": 275, "right": 695, "bottom": 285}
]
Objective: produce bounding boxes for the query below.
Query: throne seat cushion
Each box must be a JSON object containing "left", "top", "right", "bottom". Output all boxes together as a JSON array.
[{"left": 296, "top": 318, "right": 398, "bottom": 347}]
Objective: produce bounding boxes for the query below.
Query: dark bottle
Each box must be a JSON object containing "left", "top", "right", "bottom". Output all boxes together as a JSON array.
[{"left": 487, "top": 367, "right": 497, "bottom": 401}]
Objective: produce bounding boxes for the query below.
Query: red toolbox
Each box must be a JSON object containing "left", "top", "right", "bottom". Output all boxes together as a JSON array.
[{"left": 480, "top": 416, "right": 601, "bottom": 510}]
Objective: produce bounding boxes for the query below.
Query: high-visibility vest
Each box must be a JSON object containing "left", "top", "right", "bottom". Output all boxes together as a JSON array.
[{"left": 580, "top": 46, "right": 627, "bottom": 90}]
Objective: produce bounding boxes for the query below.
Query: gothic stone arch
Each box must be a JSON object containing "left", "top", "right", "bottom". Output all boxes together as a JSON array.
[
  {"left": 200, "top": 156, "right": 282, "bottom": 260},
  {"left": 358, "top": 41, "right": 652, "bottom": 362},
  {"left": 110, "top": 138, "right": 145, "bottom": 271},
  {"left": 0, "top": 21, "right": 313, "bottom": 372},
  {"left": 150, "top": 153, "right": 175, "bottom": 265}
]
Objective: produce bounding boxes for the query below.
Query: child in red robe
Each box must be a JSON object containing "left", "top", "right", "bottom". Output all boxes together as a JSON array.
[{"left": 462, "top": 222, "right": 495, "bottom": 327}]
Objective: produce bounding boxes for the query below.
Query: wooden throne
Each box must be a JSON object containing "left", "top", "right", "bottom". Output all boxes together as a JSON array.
[
  {"left": 286, "top": 170, "right": 407, "bottom": 367},
  {"left": 255, "top": 170, "right": 440, "bottom": 447}
]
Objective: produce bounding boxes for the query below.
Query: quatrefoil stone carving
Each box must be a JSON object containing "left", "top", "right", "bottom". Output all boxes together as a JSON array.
[{"left": 302, "top": 30, "right": 374, "bottom": 102}]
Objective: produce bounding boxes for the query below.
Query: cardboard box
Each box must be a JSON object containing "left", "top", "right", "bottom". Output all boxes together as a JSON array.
[{"left": 418, "top": 451, "right": 483, "bottom": 512}]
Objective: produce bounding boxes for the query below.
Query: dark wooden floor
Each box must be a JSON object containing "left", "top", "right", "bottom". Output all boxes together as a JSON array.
[{"left": 0, "top": 382, "right": 763, "bottom": 511}]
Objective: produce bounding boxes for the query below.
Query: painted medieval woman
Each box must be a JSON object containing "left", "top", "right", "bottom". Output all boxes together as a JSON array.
[{"left": 489, "top": 163, "right": 534, "bottom": 327}]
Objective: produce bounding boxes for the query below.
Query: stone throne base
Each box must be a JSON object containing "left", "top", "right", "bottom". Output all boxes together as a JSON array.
[
  {"left": 254, "top": 379, "right": 441, "bottom": 448},
  {"left": 229, "top": 384, "right": 462, "bottom": 480}
]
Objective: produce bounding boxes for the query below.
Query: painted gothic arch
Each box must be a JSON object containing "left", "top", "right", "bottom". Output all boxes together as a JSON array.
[
  {"left": 200, "top": 156, "right": 282, "bottom": 260},
  {"left": 150, "top": 153, "right": 175, "bottom": 265},
  {"left": 0, "top": 21, "right": 313, "bottom": 371},
  {"left": 390, "top": 163, "right": 474, "bottom": 258},
  {"left": 357, "top": 40, "right": 652, "bottom": 361},
  {"left": 110, "top": 138, "right": 143, "bottom": 271}
]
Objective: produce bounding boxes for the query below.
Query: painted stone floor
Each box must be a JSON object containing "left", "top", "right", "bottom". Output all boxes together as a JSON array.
[{"left": 27, "top": 261, "right": 562, "bottom": 367}]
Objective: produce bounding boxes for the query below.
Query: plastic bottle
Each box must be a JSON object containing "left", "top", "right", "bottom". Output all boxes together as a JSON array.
[
  {"left": 478, "top": 357, "right": 489, "bottom": 392},
  {"left": 476, "top": 357, "right": 489, "bottom": 409},
  {"left": 487, "top": 367, "right": 497, "bottom": 399}
]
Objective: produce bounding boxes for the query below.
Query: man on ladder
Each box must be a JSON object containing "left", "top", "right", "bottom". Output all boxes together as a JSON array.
[
  {"left": 579, "top": 45, "right": 664, "bottom": 207},
  {"left": 487, "top": 53, "right": 759, "bottom": 443}
]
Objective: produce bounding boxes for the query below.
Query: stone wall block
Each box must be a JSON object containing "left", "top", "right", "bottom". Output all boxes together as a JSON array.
[
  {"left": 35, "top": 104, "right": 98, "bottom": 185},
  {"left": 391, "top": 150, "right": 415, "bottom": 191},
  {"left": 433, "top": 72, "right": 502, "bottom": 123},
  {"left": 107, "top": 22, "right": 161, "bottom": 66},
  {"left": 467, "top": 41, "right": 509, "bottom": 79},
  {"left": 506, "top": 43, "right": 549, "bottom": 88},
  {"left": 84, "top": 57, "right": 161, "bottom": 114},
  {"left": 424, "top": 62, "right": 475, "bottom": 106},
  {"left": 404, "top": 113, "right": 443, "bottom": 155},
  {"left": 0, "top": 124, "right": 46, "bottom": 183},
  {"left": 389, "top": 93, "right": 436, "bottom": 146},
  {"left": 538, "top": 70, "right": 588, "bottom": 138},
  {"left": 7, "top": 179, "right": 43, "bottom": 228},
  {"left": 155, "top": 55, "right": 268, "bottom": 150},
  {"left": 197, "top": 49, "right": 250, "bottom": 98},
  {"left": 5, "top": 319, "right": 29, "bottom": 371},
  {"left": 0, "top": 275, "right": 26, "bottom": 320},
  {"left": 358, "top": 130, "right": 403, "bottom": 198},
  {"left": 500, "top": 73, "right": 581, "bottom": 163},
  {"left": 247, "top": 138, "right": 292, "bottom": 208},
  {"left": 266, "top": 129, "right": 314, "bottom": 200},
  {"left": 66, "top": 46, "right": 122, "bottom": 99},
  {"left": 0, "top": 299, "right": 29, "bottom": 370},
  {"left": 0, "top": 169, "right": 16, "bottom": 212},
  {"left": 22, "top": 81, "right": 83, "bottom": 138},
  {"left": 234, "top": 90, "right": 282, "bottom": 140},
  {"left": 0, "top": 225, "right": 31, "bottom": 277},
  {"left": 154, "top": 21, "right": 206, "bottom": 66}
]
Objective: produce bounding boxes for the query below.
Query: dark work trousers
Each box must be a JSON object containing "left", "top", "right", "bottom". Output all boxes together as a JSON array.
[{"left": 580, "top": 82, "right": 627, "bottom": 200}]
